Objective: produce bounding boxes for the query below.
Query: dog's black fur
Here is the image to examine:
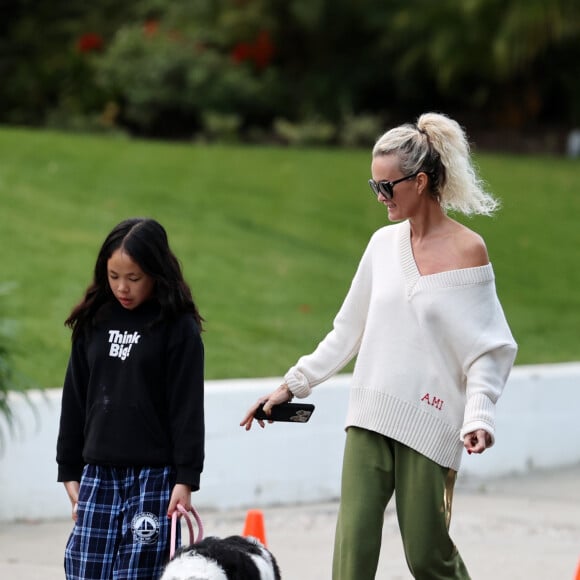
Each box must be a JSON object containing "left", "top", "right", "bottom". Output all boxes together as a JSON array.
[{"left": 161, "top": 534, "right": 281, "bottom": 580}]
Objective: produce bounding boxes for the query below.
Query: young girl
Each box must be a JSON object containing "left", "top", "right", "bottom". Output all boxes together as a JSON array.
[{"left": 57, "top": 217, "right": 204, "bottom": 580}]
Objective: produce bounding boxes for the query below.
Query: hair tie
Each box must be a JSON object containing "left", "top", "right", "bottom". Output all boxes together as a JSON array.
[
  {"left": 416, "top": 125, "right": 433, "bottom": 152},
  {"left": 416, "top": 125, "right": 427, "bottom": 136}
]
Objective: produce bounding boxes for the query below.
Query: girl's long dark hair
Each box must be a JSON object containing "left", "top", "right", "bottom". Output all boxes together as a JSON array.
[{"left": 65, "top": 218, "right": 204, "bottom": 341}]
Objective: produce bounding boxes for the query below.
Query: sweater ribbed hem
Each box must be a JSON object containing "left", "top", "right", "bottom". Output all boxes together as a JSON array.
[{"left": 345, "top": 387, "right": 464, "bottom": 471}]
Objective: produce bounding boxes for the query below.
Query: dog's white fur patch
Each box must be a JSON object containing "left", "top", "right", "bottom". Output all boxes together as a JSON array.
[
  {"left": 246, "top": 538, "right": 278, "bottom": 580},
  {"left": 160, "top": 552, "right": 228, "bottom": 580},
  {"left": 249, "top": 552, "right": 277, "bottom": 580}
]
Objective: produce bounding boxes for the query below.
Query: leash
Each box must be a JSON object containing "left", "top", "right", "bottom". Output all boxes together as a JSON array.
[{"left": 170, "top": 504, "right": 204, "bottom": 559}]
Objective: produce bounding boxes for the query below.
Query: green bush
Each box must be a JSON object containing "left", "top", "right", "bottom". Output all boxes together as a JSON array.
[
  {"left": 0, "top": 284, "right": 17, "bottom": 445},
  {"left": 96, "top": 23, "right": 283, "bottom": 138},
  {"left": 338, "top": 114, "right": 385, "bottom": 149},
  {"left": 201, "top": 112, "right": 243, "bottom": 143},
  {"left": 273, "top": 117, "right": 337, "bottom": 146}
]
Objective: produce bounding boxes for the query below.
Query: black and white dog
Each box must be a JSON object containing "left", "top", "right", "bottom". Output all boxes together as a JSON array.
[{"left": 160, "top": 535, "right": 281, "bottom": 580}]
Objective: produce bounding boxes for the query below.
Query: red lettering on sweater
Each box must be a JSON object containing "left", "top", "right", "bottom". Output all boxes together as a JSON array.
[{"left": 420, "top": 393, "right": 444, "bottom": 411}]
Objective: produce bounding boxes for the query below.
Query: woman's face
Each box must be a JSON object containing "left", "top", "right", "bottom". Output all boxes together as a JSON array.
[
  {"left": 370, "top": 154, "right": 421, "bottom": 222},
  {"left": 107, "top": 249, "right": 155, "bottom": 310}
]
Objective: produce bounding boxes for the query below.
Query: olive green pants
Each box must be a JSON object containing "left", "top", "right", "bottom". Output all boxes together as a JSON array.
[{"left": 332, "top": 427, "right": 470, "bottom": 580}]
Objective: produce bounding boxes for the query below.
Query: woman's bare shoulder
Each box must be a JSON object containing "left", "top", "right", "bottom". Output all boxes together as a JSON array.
[{"left": 455, "top": 224, "right": 489, "bottom": 268}]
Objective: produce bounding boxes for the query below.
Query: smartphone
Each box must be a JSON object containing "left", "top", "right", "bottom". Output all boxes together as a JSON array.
[{"left": 254, "top": 402, "right": 315, "bottom": 423}]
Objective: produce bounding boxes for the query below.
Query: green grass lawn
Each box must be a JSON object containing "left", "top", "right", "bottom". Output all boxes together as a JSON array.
[{"left": 1, "top": 127, "right": 579, "bottom": 390}]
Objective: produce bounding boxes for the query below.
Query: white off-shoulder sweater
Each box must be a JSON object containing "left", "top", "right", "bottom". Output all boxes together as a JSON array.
[{"left": 284, "top": 220, "right": 517, "bottom": 471}]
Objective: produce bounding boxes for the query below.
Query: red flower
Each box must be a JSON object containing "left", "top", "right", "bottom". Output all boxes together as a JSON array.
[
  {"left": 144, "top": 20, "right": 159, "bottom": 37},
  {"left": 76, "top": 33, "right": 104, "bottom": 53},
  {"left": 252, "top": 31, "right": 274, "bottom": 70},
  {"left": 230, "top": 31, "right": 274, "bottom": 70},
  {"left": 231, "top": 42, "right": 254, "bottom": 64}
]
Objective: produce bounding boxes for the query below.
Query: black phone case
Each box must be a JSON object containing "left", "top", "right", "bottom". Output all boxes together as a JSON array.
[{"left": 254, "top": 402, "right": 315, "bottom": 423}]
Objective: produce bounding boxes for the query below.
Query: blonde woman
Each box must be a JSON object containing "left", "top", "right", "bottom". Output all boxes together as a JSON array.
[{"left": 241, "top": 112, "right": 517, "bottom": 579}]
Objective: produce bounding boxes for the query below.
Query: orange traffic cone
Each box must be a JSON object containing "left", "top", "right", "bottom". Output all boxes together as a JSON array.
[
  {"left": 575, "top": 558, "right": 580, "bottom": 580},
  {"left": 243, "top": 509, "right": 267, "bottom": 547}
]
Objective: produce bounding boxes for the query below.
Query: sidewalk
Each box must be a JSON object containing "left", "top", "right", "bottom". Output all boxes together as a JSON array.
[{"left": 1, "top": 465, "right": 579, "bottom": 579}]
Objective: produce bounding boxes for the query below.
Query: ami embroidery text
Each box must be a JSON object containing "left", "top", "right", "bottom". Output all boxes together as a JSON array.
[{"left": 421, "top": 393, "right": 444, "bottom": 411}]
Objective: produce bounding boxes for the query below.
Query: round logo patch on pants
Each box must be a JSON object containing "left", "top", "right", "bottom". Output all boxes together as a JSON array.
[{"left": 131, "top": 512, "right": 160, "bottom": 544}]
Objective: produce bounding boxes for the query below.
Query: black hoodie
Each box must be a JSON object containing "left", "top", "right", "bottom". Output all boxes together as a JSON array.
[{"left": 56, "top": 299, "right": 204, "bottom": 489}]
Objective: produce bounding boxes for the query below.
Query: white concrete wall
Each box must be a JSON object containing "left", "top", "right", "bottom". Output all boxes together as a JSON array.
[{"left": 1, "top": 362, "right": 579, "bottom": 522}]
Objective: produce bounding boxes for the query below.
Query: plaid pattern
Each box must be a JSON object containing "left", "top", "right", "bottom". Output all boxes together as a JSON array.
[{"left": 65, "top": 465, "right": 178, "bottom": 580}]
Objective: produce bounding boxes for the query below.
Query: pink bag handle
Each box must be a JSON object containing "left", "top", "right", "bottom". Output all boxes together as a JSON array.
[{"left": 170, "top": 504, "right": 204, "bottom": 559}]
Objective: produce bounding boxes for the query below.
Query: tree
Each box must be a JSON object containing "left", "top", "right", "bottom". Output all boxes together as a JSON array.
[
  {"left": 0, "top": 0, "right": 141, "bottom": 126},
  {"left": 1, "top": 0, "right": 579, "bottom": 140},
  {"left": 381, "top": 0, "right": 580, "bottom": 127}
]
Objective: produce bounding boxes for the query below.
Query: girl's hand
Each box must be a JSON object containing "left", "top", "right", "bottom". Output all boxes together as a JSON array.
[
  {"left": 167, "top": 483, "right": 192, "bottom": 518},
  {"left": 63, "top": 481, "right": 80, "bottom": 522},
  {"left": 463, "top": 429, "right": 492, "bottom": 455},
  {"left": 239, "top": 384, "right": 294, "bottom": 431}
]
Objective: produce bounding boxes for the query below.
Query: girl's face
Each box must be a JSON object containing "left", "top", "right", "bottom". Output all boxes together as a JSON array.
[{"left": 107, "top": 249, "right": 155, "bottom": 310}]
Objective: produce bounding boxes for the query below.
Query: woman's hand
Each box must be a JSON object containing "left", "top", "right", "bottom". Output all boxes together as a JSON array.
[
  {"left": 463, "top": 429, "right": 492, "bottom": 455},
  {"left": 63, "top": 481, "right": 80, "bottom": 522},
  {"left": 167, "top": 483, "right": 192, "bottom": 518},
  {"left": 239, "top": 384, "right": 294, "bottom": 431}
]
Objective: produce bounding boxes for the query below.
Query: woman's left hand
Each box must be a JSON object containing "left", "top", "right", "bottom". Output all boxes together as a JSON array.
[{"left": 463, "top": 429, "right": 491, "bottom": 454}]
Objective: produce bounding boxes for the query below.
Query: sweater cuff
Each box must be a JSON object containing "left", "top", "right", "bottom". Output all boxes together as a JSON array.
[
  {"left": 57, "top": 463, "right": 84, "bottom": 483},
  {"left": 284, "top": 367, "right": 311, "bottom": 399},
  {"left": 460, "top": 393, "right": 496, "bottom": 446},
  {"left": 176, "top": 467, "right": 200, "bottom": 491}
]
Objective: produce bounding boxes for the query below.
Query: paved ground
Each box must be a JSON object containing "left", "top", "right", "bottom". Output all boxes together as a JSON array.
[{"left": 1, "top": 465, "right": 579, "bottom": 579}]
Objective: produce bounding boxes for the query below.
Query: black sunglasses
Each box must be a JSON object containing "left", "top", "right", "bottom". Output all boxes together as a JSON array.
[{"left": 368, "top": 170, "right": 421, "bottom": 200}]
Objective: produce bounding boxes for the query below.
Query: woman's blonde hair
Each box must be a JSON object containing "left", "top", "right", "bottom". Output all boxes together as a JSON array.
[{"left": 372, "top": 112, "right": 499, "bottom": 216}]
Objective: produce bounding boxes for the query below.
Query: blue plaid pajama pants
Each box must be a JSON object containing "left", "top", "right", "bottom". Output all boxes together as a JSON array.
[{"left": 64, "top": 464, "right": 178, "bottom": 580}]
